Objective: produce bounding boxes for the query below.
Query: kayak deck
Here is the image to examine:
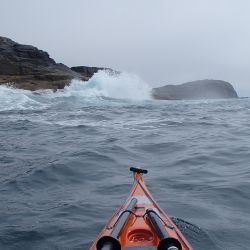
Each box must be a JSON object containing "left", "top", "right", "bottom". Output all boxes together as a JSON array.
[
  {"left": 90, "top": 168, "right": 193, "bottom": 250},
  {"left": 122, "top": 248, "right": 157, "bottom": 249}
]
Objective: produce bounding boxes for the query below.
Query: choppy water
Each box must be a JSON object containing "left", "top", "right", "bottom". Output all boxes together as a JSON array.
[{"left": 0, "top": 71, "right": 250, "bottom": 250}]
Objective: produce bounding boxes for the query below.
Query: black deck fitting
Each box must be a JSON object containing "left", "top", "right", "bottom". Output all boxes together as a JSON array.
[{"left": 130, "top": 167, "right": 148, "bottom": 174}]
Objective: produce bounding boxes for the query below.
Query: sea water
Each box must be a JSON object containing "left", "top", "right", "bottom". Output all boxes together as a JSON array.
[{"left": 0, "top": 71, "right": 249, "bottom": 250}]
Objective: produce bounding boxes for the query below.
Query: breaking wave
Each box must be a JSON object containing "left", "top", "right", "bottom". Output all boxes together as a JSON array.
[
  {"left": 0, "top": 71, "right": 152, "bottom": 111},
  {"left": 62, "top": 70, "right": 151, "bottom": 100},
  {"left": 0, "top": 85, "right": 48, "bottom": 111}
]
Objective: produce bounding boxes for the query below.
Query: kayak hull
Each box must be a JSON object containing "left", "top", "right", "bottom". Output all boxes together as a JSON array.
[{"left": 90, "top": 170, "right": 193, "bottom": 250}]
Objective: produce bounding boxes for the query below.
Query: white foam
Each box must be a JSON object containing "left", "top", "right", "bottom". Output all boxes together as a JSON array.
[
  {"left": 62, "top": 70, "right": 152, "bottom": 100},
  {"left": 0, "top": 71, "right": 152, "bottom": 111},
  {"left": 0, "top": 85, "right": 47, "bottom": 111}
]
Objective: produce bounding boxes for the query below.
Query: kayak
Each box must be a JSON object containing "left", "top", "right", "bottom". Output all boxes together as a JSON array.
[{"left": 90, "top": 168, "right": 193, "bottom": 250}]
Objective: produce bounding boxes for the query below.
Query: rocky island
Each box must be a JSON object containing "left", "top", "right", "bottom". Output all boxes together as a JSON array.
[
  {"left": 152, "top": 80, "right": 238, "bottom": 100},
  {"left": 0, "top": 36, "right": 238, "bottom": 99}
]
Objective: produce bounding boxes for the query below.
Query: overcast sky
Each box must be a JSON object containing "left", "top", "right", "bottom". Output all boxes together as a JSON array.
[{"left": 1, "top": 0, "right": 250, "bottom": 96}]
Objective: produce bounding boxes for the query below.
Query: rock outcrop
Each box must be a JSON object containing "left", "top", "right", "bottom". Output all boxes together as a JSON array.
[
  {"left": 71, "top": 66, "right": 107, "bottom": 78},
  {"left": 0, "top": 37, "right": 104, "bottom": 90},
  {"left": 71, "top": 66, "right": 120, "bottom": 79},
  {"left": 0, "top": 37, "right": 239, "bottom": 98},
  {"left": 152, "top": 80, "right": 238, "bottom": 100}
]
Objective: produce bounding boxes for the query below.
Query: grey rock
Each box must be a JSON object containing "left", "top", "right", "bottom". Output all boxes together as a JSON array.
[
  {"left": 0, "top": 37, "right": 104, "bottom": 90},
  {"left": 152, "top": 80, "right": 238, "bottom": 100},
  {"left": 71, "top": 66, "right": 120, "bottom": 79}
]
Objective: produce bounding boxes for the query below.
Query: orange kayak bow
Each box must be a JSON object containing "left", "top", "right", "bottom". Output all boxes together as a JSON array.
[{"left": 90, "top": 168, "right": 193, "bottom": 250}]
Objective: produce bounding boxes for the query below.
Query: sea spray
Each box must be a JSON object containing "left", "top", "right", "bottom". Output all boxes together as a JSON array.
[
  {"left": 63, "top": 70, "right": 152, "bottom": 100},
  {"left": 0, "top": 71, "right": 152, "bottom": 111}
]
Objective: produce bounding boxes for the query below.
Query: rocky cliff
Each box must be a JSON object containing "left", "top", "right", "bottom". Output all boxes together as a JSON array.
[
  {"left": 152, "top": 80, "right": 238, "bottom": 100},
  {"left": 0, "top": 37, "right": 104, "bottom": 90}
]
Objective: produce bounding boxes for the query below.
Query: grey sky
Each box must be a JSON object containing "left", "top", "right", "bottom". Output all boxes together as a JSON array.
[{"left": 1, "top": 0, "right": 250, "bottom": 96}]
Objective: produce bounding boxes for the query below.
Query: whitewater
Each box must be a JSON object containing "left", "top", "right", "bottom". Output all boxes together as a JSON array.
[
  {"left": 0, "top": 71, "right": 151, "bottom": 112},
  {"left": 0, "top": 71, "right": 250, "bottom": 250}
]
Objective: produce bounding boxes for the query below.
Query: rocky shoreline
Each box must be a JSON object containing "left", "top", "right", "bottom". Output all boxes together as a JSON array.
[
  {"left": 0, "top": 36, "right": 106, "bottom": 91},
  {"left": 0, "top": 36, "right": 238, "bottom": 99}
]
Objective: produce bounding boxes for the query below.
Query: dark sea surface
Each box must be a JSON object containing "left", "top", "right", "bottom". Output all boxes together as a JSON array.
[{"left": 0, "top": 74, "right": 250, "bottom": 250}]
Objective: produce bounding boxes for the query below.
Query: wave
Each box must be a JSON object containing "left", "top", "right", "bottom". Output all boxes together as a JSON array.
[
  {"left": 0, "top": 85, "right": 48, "bottom": 111},
  {"left": 61, "top": 70, "right": 151, "bottom": 100},
  {"left": 0, "top": 71, "right": 152, "bottom": 111}
]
